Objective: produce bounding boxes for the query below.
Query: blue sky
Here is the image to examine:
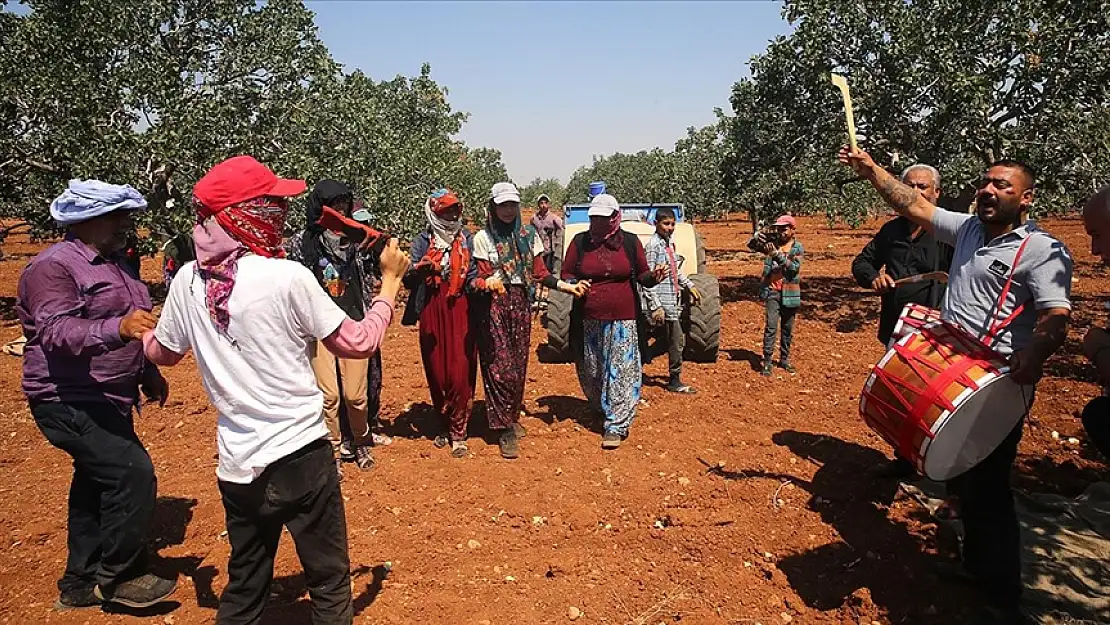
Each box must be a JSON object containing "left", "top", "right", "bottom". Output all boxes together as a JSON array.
[{"left": 310, "top": 1, "right": 792, "bottom": 184}]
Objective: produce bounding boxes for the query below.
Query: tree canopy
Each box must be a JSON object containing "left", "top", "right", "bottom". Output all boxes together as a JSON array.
[
  {"left": 562, "top": 119, "right": 731, "bottom": 219},
  {"left": 727, "top": 0, "right": 1110, "bottom": 219},
  {"left": 565, "top": 0, "right": 1110, "bottom": 225},
  {"left": 0, "top": 0, "right": 509, "bottom": 252},
  {"left": 518, "top": 177, "right": 567, "bottom": 209},
  {"left": 4, "top": 0, "right": 1107, "bottom": 246}
]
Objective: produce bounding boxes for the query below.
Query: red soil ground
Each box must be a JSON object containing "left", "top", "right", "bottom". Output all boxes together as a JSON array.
[{"left": 0, "top": 215, "right": 1106, "bottom": 625}]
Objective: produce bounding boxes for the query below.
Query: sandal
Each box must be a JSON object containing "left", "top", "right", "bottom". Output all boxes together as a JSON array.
[
  {"left": 450, "top": 440, "right": 468, "bottom": 458},
  {"left": 354, "top": 445, "right": 376, "bottom": 470}
]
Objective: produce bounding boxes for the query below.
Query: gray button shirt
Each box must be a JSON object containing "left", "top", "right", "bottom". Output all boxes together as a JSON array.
[{"left": 931, "top": 209, "right": 1072, "bottom": 356}]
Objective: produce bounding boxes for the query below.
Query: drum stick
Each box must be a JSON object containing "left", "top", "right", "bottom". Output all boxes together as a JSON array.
[
  {"left": 893, "top": 271, "right": 948, "bottom": 286},
  {"left": 830, "top": 73, "right": 858, "bottom": 151}
]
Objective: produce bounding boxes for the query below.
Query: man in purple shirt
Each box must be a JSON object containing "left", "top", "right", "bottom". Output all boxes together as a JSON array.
[{"left": 17, "top": 179, "right": 177, "bottom": 611}]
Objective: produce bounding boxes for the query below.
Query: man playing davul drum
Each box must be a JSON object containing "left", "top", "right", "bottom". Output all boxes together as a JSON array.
[{"left": 839, "top": 146, "right": 1072, "bottom": 625}]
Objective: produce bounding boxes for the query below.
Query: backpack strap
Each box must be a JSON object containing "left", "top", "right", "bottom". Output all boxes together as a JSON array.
[
  {"left": 621, "top": 230, "right": 639, "bottom": 269},
  {"left": 573, "top": 231, "right": 587, "bottom": 276}
]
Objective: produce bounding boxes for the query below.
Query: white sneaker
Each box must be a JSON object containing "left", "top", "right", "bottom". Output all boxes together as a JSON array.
[
  {"left": 337, "top": 440, "right": 355, "bottom": 460},
  {"left": 372, "top": 432, "right": 393, "bottom": 446}
]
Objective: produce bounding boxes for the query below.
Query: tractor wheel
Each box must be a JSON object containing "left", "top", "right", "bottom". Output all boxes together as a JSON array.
[
  {"left": 539, "top": 289, "right": 574, "bottom": 363},
  {"left": 683, "top": 273, "right": 720, "bottom": 362},
  {"left": 695, "top": 232, "right": 707, "bottom": 273}
]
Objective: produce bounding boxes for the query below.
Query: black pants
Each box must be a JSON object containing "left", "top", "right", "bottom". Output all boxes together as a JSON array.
[
  {"left": 216, "top": 439, "right": 352, "bottom": 625},
  {"left": 1081, "top": 396, "right": 1110, "bottom": 459},
  {"left": 30, "top": 401, "right": 156, "bottom": 593},
  {"left": 762, "top": 294, "right": 798, "bottom": 362},
  {"left": 947, "top": 419, "right": 1024, "bottom": 609}
]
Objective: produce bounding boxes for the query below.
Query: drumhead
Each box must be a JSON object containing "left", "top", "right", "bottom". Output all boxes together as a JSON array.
[{"left": 922, "top": 372, "right": 1032, "bottom": 481}]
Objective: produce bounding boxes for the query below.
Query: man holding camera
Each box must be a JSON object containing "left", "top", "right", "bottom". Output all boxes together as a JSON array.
[{"left": 753, "top": 215, "right": 804, "bottom": 376}]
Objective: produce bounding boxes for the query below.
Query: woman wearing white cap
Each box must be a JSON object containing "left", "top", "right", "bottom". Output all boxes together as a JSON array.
[
  {"left": 471, "top": 182, "right": 587, "bottom": 458},
  {"left": 560, "top": 193, "right": 665, "bottom": 449}
]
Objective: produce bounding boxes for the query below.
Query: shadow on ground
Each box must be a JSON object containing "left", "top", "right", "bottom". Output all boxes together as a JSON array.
[{"left": 706, "top": 430, "right": 978, "bottom": 622}]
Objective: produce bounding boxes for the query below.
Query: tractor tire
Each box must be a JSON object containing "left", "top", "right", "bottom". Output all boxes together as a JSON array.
[
  {"left": 539, "top": 289, "right": 574, "bottom": 363},
  {"left": 695, "top": 232, "right": 707, "bottom": 274},
  {"left": 683, "top": 273, "right": 720, "bottom": 363}
]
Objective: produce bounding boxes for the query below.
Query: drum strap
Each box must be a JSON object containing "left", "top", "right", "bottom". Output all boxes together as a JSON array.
[{"left": 983, "top": 236, "right": 1032, "bottom": 348}]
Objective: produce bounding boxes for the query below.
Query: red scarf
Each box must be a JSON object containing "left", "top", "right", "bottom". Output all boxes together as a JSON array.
[
  {"left": 419, "top": 235, "right": 470, "bottom": 298},
  {"left": 193, "top": 196, "right": 288, "bottom": 339}
]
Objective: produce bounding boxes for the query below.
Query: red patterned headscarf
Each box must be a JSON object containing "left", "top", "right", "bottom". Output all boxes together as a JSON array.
[{"left": 192, "top": 196, "right": 289, "bottom": 340}]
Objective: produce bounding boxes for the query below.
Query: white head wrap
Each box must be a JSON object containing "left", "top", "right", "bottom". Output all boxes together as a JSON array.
[{"left": 50, "top": 179, "right": 147, "bottom": 226}]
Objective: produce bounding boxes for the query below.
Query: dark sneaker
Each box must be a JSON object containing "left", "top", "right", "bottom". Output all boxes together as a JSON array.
[
  {"left": 55, "top": 587, "right": 101, "bottom": 611},
  {"left": 94, "top": 574, "right": 177, "bottom": 609},
  {"left": 973, "top": 605, "right": 1032, "bottom": 625},
  {"left": 450, "top": 440, "right": 468, "bottom": 458},
  {"left": 931, "top": 560, "right": 977, "bottom": 587},
  {"left": 761, "top": 361, "right": 773, "bottom": 377},
  {"left": 665, "top": 380, "right": 697, "bottom": 394},
  {"left": 335, "top": 459, "right": 344, "bottom": 481},
  {"left": 354, "top": 445, "right": 376, "bottom": 470},
  {"left": 601, "top": 432, "right": 622, "bottom": 449},
  {"left": 512, "top": 422, "right": 527, "bottom": 438},
  {"left": 498, "top": 429, "right": 520, "bottom": 459},
  {"left": 779, "top": 361, "right": 796, "bottom": 374}
]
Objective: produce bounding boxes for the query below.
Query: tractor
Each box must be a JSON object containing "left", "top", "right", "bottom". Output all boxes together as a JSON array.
[{"left": 540, "top": 203, "right": 721, "bottom": 363}]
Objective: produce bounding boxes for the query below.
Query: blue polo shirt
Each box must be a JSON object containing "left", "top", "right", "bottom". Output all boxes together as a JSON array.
[{"left": 932, "top": 209, "right": 1072, "bottom": 356}]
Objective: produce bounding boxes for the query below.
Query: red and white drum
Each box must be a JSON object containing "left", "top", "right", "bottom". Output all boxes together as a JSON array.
[
  {"left": 889, "top": 303, "right": 942, "bottom": 348},
  {"left": 860, "top": 320, "right": 1033, "bottom": 481}
]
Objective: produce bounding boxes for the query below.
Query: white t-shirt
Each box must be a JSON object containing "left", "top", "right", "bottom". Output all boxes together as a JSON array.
[
  {"left": 155, "top": 256, "right": 348, "bottom": 484},
  {"left": 472, "top": 229, "right": 545, "bottom": 284}
]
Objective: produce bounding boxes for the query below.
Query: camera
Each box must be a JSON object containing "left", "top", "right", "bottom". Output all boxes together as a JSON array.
[{"left": 747, "top": 224, "right": 785, "bottom": 252}]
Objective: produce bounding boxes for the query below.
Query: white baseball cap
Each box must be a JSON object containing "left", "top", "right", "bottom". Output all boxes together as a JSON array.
[
  {"left": 490, "top": 182, "right": 521, "bottom": 204},
  {"left": 587, "top": 193, "right": 620, "bottom": 217}
]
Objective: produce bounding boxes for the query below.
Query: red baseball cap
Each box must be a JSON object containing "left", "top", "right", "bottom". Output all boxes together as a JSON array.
[
  {"left": 773, "top": 214, "right": 797, "bottom": 228},
  {"left": 193, "top": 155, "right": 306, "bottom": 215}
]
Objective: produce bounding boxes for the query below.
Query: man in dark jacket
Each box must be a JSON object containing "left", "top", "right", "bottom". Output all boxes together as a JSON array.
[
  {"left": 285, "top": 181, "right": 383, "bottom": 472},
  {"left": 1080, "top": 186, "right": 1110, "bottom": 461},
  {"left": 851, "top": 163, "right": 953, "bottom": 477}
]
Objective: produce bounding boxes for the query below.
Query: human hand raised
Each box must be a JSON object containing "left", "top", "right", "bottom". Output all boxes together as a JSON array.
[{"left": 837, "top": 145, "right": 877, "bottom": 177}]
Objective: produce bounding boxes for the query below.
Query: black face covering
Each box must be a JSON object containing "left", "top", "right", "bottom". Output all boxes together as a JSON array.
[{"left": 305, "top": 179, "right": 353, "bottom": 235}]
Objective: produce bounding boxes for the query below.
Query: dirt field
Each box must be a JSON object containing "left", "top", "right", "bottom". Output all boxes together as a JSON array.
[{"left": 0, "top": 215, "right": 1107, "bottom": 625}]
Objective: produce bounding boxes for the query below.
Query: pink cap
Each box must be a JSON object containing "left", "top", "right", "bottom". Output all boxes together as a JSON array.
[{"left": 773, "top": 214, "right": 797, "bottom": 228}]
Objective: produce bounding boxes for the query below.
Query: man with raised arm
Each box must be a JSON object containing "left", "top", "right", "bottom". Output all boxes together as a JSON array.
[{"left": 839, "top": 146, "right": 1072, "bottom": 625}]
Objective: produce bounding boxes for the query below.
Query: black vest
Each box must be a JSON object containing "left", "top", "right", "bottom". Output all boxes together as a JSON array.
[{"left": 301, "top": 231, "right": 366, "bottom": 321}]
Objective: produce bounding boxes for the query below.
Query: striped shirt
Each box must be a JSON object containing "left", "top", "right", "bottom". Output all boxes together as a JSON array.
[{"left": 644, "top": 233, "right": 693, "bottom": 320}]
